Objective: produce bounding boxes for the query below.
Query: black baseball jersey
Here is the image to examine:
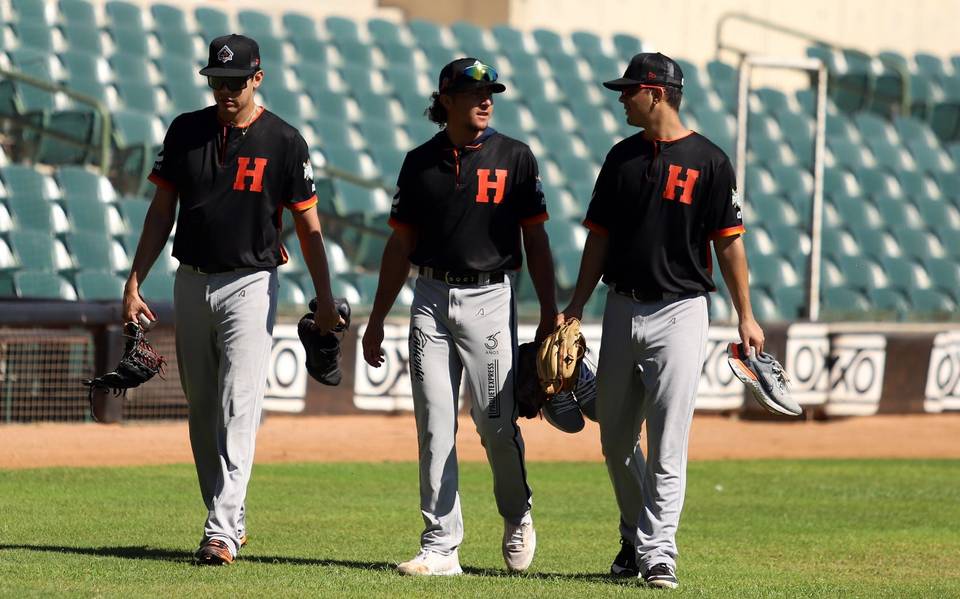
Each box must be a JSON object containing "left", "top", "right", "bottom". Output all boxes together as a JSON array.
[
  {"left": 148, "top": 106, "right": 317, "bottom": 271},
  {"left": 584, "top": 131, "right": 744, "bottom": 294},
  {"left": 388, "top": 128, "right": 548, "bottom": 272}
]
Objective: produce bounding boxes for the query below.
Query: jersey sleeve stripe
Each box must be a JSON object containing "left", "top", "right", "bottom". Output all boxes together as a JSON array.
[
  {"left": 388, "top": 216, "right": 414, "bottom": 231},
  {"left": 582, "top": 219, "right": 609, "bottom": 235},
  {"left": 148, "top": 172, "right": 175, "bottom": 191},
  {"left": 519, "top": 213, "right": 549, "bottom": 226},
  {"left": 709, "top": 224, "right": 746, "bottom": 240},
  {"left": 288, "top": 195, "right": 318, "bottom": 212}
]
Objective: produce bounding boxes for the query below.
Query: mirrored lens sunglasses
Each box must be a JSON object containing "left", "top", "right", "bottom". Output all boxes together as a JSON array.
[
  {"left": 207, "top": 76, "right": 251, "bottom": 91},
  {"left": 462, "top": 62, "right": 498, "bottom": 83}
]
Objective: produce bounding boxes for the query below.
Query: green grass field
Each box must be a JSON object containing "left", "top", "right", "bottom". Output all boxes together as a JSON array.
[{"left": 1, "top": 460, "right": 958, "bottom": 598}]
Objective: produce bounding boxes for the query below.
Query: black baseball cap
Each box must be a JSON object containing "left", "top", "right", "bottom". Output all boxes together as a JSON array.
[
  {"left": 199, "top": 34, "right": 261, "bottom": 77},
  {"left": 603, "top": 52, "right": 684, "bottom": 91},
  {"left": 438, "top": 57, "right": 506, "bottom": 94}
]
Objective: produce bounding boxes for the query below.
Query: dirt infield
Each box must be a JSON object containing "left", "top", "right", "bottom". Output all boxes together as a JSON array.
[{"left": 2, "top": 413, "right": 959, "bottom": 469}]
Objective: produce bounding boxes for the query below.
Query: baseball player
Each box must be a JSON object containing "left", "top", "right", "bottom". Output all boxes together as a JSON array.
[
  {"left": 558, "top": 53, "right": 763, "bottom": 589},
  {"left": 361, "top": 58, "right": 557, "bottom": 576},
  {"left": 122, "top": 34, "right": 342, "bottom": 565}
]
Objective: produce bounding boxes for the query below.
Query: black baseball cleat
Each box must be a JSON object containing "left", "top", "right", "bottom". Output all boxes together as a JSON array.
[
  {"left": 643, "top": 563, "right": 679, "bottom": 589},
  {"left": 610, "top": 537, "right": 639, "bottom": 577}
]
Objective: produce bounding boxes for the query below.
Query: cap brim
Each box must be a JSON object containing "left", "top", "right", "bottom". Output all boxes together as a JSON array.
[
  {"left": 199, "top": 66, "right": 258, "bottom": 77},
  {"left": 603, "top": 77, "right": 642, "bottom": 91},
  {"left": 444, "top": 81, "right": 506, "bottom": 94}
]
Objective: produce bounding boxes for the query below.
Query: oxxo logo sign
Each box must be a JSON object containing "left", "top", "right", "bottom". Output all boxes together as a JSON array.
[
  {"left": 785, "top": 323, "right": 830, "bottom": 406},
  {"left": 263, "top": 324, "right": 309, "bottom": 413},
  {"left": 925, "top": 331, "right": 960, "bottom": 413},
  {"left": 824, "top": 334, "right": 887, "bottom": 417}
]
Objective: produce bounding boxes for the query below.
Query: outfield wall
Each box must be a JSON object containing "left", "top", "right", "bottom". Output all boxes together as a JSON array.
[{"left": 1, "top": 300, "right": 958, "bottom": 423}]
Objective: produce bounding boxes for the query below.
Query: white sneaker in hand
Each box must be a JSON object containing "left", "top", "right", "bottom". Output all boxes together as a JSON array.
[
  {"left": 396, "top": 549, "right": 463, "bottom": 576},
  {"left": 502, "top": 514, "right": 536, "bottom": 572}
]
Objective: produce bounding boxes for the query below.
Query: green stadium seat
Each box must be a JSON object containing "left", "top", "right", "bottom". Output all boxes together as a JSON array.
[
  {"left": 6, "top": 195, "right": 57, "bottom": 233},
  {"left": 116, "top": 81, "right": 161, "bottom": 114},
  {"left": 847, "top": 224, "right": 895, "bottom": 260},
  {"left": 772, "top": 285, "right": 807, "bottom": 320},
  {"left": 745, "top": 165, "right": 778, "bottom": 195},
  {"left": 13, "top": 0, "right": 52, "bottom": 23},
  {"left": 59, "top": 0, "right": 96, "bottom": 26},
  {"left": 532, "top": 28, "right": 566, "bottom": 55},
  {"left": 334, "top": 181, "right": 390, "bottom": 217},
  {"left": 821, "top": 224, "right": 858, "bottom": 259},
  {"left": 923, "top": 256, "right": 960, "bottom": 293},
  {"left": 256, "top": 36, "right": 287, "bottom": 67},
  {"left": 553, "top": 246, "right": 582, "bottom": 290},
  {"left": 450, "top": 21, "right": 494, "bottom": 56},
  {"left": 276, "top": 276, "right": 306, "bottom": 308},
  {"left": 354, "top": 94, "right": 394, "bottom": 122},
  {"left": 407, "top": 19, "right": 449, "bottom": 50},
  {"left": 492, "top": 25, "right": 527, "bottom": 55},
  {"left": 12, "top": 22, "right": 55, "bottom": 53},
  {"left": 767, "top": 164, "right": 813, "bottom": 199},
  {"left": 854, "top": 112, "right": 897, "bottom": 144},
  {"left": 340, "top": 64, "right": 381, "bottom": 95},
  {"left": 489, "top": 99, "right": 523, "bottom": 132},
  {"left": 312, "top": 117, "right": 353, "bottom": 148},
  {"left": 156, "top": 58, "right": 201, "bottom": 87},
  {"left": 60, "top": 24, "right": 103, "bottom": 55},
  {"left": 822, "top": 286, "right": 871, "bottom": 317},
  {"left": 34, "top": 109, "right": 102, "bottom": 165},
  {"left": 751, "top": 289, "right": 782, "bottom": 322},
  {"left": 321, "top": 144, "right": 366, "bottom": 178},
  {"left": 166, "top": 84, "right": 208, "bottom": 115},
  {"left": 59, "top": 52, "right": 106, "bottom": 86},
  {"left": 105, "top": 1, "right": 145, "bottom": 32},
  {"left": 858, "top": 167, "right": 902, "bottom": 197},
  {"left": 57, "top": 166, "right": 115, "bottom": 201},
  {"left": 867, "top": 287, "right": 910, "bottom": 317},
  {"left": 571, "top": 31, "right": 604, "bottom": 58},
  {"left": 283, "top": 12, "right": 319, "bottom": 40},
  {"left": 612, "top": 33, "right": 642, "bottom": 62},
  {"left": 368, "top": 146, "right": 405, "bottom": 185},
  {"left": 832, "top": 192, "right": 884, "bottom": 229},
  {"left": 906, "top": 138, "right": 953, "bottom": 174},
  {"left": 880, "top": 255, "right": 929, "bottom": 290},
  {"left": 290, "top": 38, "right": 330, "bottom": 67},
  {"left": 405, "top": 119, "right": 441, "bottom": 145},
  {"left": 13, "top": 270, "right": 76, "bottom": 300},
  {"left": 932, "top": 172, "right": 960, "bottom": 203},
  {"left": 151, "top": 3, "right": 189, "bottom": 33},
  {"left": 775, "top": 111, "right": 815, "bottom": 167},
  {"left": 238, "top": 9, "right": 276, "bottom": 38},
  {"left": 322, "top": 274, "right": 362, "bottom": 306},
  {"left": 112, "top": 109, "right": 163, "bottom": 148},
  {"left": 368, "top": 19, "right": 405, "bottom": 47},
  {"left": 421, "top": 45, "right": 457, "bottom": 74},
  {"left": 74, "top": 270, "right": 125, "bottom": 301},
  {"left": 907, "top": 287, "right": 956, "bottom": 315},
  {"left": 865, "top": 136, "right": 914, "bottom": 173},
  {"left": 873, "top": 195, "right": 924, "bottom": 228},
  {"left": 766, "top": 224, "right": 809, "bottom": 270},
  {"left": 62, "top": 197, "right": 117, "bottom": 235},
  {"left": 914, "top": 53, "right": 947, "bottom": 81},
  {"left": 117, "top": 197, "right": 149, "bottom": 233},
  {"left": 913, "top": 196, "right": 960, "bottom": 229},
  {"left": 358, "top": 119, "right": 403, "bottom": 150},
  {"left": 7, "top": 230, "right": 58, "bottom": 271},
  {"left": 749, "top": 194, "right": 800, "bottom": 227},
  {"left": 930, "top": 102, "right": 960, "bottom": 142},
  {"left": 195, "top": 7, "right": 231, "bottom": 40},
  {"left": 65, "top": 231, "right": 127, "bottom": 272},
  {"left": 754, "top": 88, "right": 790, "bottom": 114},
  {"left": 834, "top": 255, "right": 885, "bottom": 291},
  {"left": 260, "top": 88, "right": 307, "bottom": 125},
  {"left": 154, "top": 30, "right": 200, "bottom": 61},
  {"left": 892, "top": 228, "right": 946, "bottom": 261},
  {"left": 139, "top": 271, "right": 174, "bottom": 302},
  {"left": 750, "top": 254, "right": 800, "bottom": 288},
  {"left": 326, "top": 16, "right": 361, "bottom": 43},
  {"left": 2, "top": 165, "right": 59, "bottom": 200},
  {"left": 109, "top": 27, "right": 150, "bottom": 57},
  {"left": 378, "top": 42, "right": 418, "bottom": 72},
  {"left": 822, "top": 166, "right": 860, "bottom": 197},
  {"left": 906, "top": 74, "right": 940, "bottom": 120}
]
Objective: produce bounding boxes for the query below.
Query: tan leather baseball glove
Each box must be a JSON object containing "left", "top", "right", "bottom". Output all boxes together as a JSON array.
[{"left": 536, "top": 318, "right": 587, "bottom": 395}]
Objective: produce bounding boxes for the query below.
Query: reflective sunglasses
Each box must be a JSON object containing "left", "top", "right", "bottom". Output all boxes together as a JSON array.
[
  {"left": 462, "top": 62, "right": 498, "bottom": 83},
  {"left": 207, "top": 75, "right": 252, "bottom": 91}
]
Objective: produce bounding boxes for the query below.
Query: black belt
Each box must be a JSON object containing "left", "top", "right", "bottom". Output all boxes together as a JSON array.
[
  {"left": 420, "top": 267, "right": 506, "bottom": 286},
  {"left": 613, "top": 284, "right": 699, "bottom": 303},
  {"left": 183, "top": 264, "right": 263, "bottom": 275}
]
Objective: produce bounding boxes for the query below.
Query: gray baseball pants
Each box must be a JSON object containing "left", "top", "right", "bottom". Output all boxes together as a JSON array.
[
  {"left": 596, "top": 288, "right": 709, "bottom": 572},
  {"left": 409, "top": 275, "right": 532, "bottom": 555},
  {"left": 174, "top": 265, "right": 278, "bottom": 557}
]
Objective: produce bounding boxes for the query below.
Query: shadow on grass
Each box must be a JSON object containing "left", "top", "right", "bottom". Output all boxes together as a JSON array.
[{"left": 0, "top": 544, "right": 632, "bottom": 583}]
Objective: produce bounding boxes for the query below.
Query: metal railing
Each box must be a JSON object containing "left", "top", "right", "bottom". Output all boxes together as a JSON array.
[
  {"left": 0, "top": 67, "right": 112, "bottom": 172},
  {"left": 716, "top": 12, "right": 911, "bottom": 116}
]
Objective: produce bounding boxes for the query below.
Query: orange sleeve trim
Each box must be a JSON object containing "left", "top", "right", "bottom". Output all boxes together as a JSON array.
[
  {"left": 148, "top": 172, "right": 175, "bottom": 191},
  {"left": 520, "top": 213, "right": 549, "bottom": 226},
  {"left": 288, "top": 195, "right": 318, "bottom": 212},
  {"left": 583, "top": 219, "right": 609, "bottom": 235},
  {"left": 710, "top": 224, "right": 746, "bottom": 240},
  {"left": 388, "top": 217, "right": 414, "bottom": 231}
]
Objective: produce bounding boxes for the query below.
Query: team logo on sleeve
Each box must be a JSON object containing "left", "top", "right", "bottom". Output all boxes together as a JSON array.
[
  {"left": 153, "top": 148, "right": 164, "bottom": 172},
  {"left": 732, "top": 188, "right": 742, "bottom": 219},
  {"left": 302, "top": 160, "right": 315, "bottom": 193}
]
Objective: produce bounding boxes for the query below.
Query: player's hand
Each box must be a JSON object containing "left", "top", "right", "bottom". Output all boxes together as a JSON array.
[
  {"left": 557, "top": 302, "right": 584, "bottom": 327},
  {"left": 739, "top": 316, "right": 765, "bottom": 355},
  {"left": 362, "top": 320, "right": 386, "bottom": 368},
  {"left": 313, "top": 302, "right": 343, "bottom": 335},
  {"left": 535, "top": 308, "right": 557, "bottom": 343},
  {"left": 122, "top": 283, "right": 156, "bottom": 328}
]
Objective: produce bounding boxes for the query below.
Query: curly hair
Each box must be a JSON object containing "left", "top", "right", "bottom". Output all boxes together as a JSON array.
[{"left": 425, "top": 92, "right": 447, "bottom": 126}]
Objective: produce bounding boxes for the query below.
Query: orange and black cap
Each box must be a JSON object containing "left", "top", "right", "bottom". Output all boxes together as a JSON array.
[
  {"left": 438, "top": 57, "right": 506, "bottom": 94},
  {"left": 199, "top": 34, "right": 261, "bottom": 77},
  {"left": 603, "top": 52, "right": 684, "bottom": 91}
]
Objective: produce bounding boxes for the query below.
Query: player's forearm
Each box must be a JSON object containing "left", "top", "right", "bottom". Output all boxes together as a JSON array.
[
  {"left": 125, "top": 199, "right": 176, "bottom": 292},
  {"left": 368, "top": 234, "right": 412, "bottom": 324},
  {"left": 568, "top": 231, "right": 609, "bottom": 310},
  {"left": 522, "top": 227, "right": 558, "bottom": 317},
  {"left": 297, "top": 230, "right": 335, "bottom": 306},
  {"left": 715, "top": 236, "right": 755, "bottom": 322}
]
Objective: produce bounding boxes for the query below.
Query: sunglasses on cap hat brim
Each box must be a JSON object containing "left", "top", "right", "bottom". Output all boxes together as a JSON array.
[{"left": 441, "top": 62, "right": 506, "bottom": 94}]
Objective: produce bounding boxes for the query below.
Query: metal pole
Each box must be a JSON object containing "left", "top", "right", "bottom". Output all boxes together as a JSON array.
[
  {"left": 808, "top": 63, "right": 828, "bottom": 322},
  {"left": 735, "top": 58, "right": 751, "bottom": 202}
]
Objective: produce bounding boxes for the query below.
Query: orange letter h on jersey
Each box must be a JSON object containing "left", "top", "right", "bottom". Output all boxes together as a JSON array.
[
  {"left": 476, "top": 169, "right": 508, "bottom": 204},
  {"left": 663, "top": 164, "right": 700, "bottom": 205},
  {"left": 234, "top": 157, "right": 268, "bottom": 192}
]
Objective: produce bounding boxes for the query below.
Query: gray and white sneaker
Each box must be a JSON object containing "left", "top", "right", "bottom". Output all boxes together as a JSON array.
[
  {"left": 727, "top": 343, "right": 802, "bottom": 416},
  {"left": 502, "top": 514, "right": 536, "bottom": 572},
  {"left": 397, "top": 548, "right": 463, "bottom": 576}
]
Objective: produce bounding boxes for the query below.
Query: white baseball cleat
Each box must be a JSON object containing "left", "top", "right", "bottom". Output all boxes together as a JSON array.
[
  {"left": 502, "top": 514, "right": 536, "bottom": 572},
  {"left": 397, "top": 549, "right": 463, "bottom": 576}
]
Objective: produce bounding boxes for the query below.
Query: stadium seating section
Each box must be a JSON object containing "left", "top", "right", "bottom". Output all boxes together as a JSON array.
[{"left": 0, "top": 1, "right": 958, "bottom": 321}]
